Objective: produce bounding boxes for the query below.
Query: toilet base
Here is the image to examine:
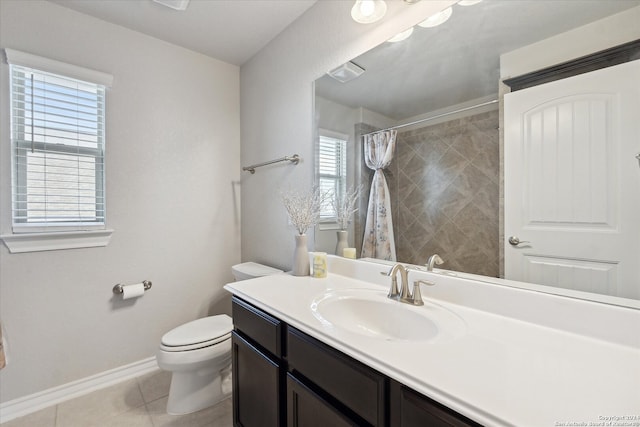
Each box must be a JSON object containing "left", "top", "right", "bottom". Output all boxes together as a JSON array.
[{"left": 166, "top": 364, "right": 232, "bottom": 415}]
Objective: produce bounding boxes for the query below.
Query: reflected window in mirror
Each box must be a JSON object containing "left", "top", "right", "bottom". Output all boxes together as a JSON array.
[{"left": 317, "top": 130, "right": 347, "bottom": 228}]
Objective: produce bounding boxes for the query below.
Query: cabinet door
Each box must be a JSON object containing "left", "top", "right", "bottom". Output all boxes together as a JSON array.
[
  {"left": 390, "top": 381, "right": 480, "bottom": 427},
  {"left": 232, "top": 331, "right": 283, "bottom": 427},
  {"left": 287, "top": 327, "right": 386, "bottom": 426},
  {"left": 287, "top": 373, "right": 357, "bottom": 427}
]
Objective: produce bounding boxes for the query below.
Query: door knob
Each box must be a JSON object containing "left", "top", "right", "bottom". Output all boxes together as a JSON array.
[{"left": 508, "top": 236, "right": 530, "bottom": 246}]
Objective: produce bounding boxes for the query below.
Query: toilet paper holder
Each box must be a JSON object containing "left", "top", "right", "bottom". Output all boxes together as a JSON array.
[{"left": 113, "top": 280, "right": 152, "bottom": 295}]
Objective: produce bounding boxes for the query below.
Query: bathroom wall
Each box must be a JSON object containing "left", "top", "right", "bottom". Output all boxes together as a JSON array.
[
  {"left": 0, "top": 0, "right": 240, "bottom": 403},
  {"left": 390, "top": 110, "right": 500, "bottom": 277},
  {"left": 240, "top": 0, "right": 458, "bottom": 269}
]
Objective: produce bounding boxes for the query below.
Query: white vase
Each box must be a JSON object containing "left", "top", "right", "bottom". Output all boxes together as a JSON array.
[
  {"left": 335, "top": 230, "right": 348, "bottom": 256},
  {"left": 293, "top": 234, "right": 310, "bottom": 276}
]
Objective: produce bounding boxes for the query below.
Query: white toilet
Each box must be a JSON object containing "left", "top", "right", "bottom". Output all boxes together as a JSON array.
[{"left": 156, "top": 262, "right": 282, "bottom": 415}]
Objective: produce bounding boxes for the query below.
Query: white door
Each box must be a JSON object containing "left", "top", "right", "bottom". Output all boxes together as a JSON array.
[{"left": 504, "top": 60, "right": 640, "bottom": 300}]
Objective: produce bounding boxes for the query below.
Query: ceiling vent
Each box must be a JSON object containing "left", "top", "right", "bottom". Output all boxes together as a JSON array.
[
  {"left": 152, "top": 0, "right": 190, "bottom": 11},
  {"left": 327, "top": 62, "right": 365, "bottom": 83}
]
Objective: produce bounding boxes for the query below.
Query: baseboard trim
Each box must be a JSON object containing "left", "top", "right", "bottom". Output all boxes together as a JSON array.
[{"left": 0, "top": 357, "right": 159, "bottom": 423}]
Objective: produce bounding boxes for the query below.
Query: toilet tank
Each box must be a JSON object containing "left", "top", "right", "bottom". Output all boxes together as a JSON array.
[{"left": 231, "top": 262, "right": 283, "bottom": 281}]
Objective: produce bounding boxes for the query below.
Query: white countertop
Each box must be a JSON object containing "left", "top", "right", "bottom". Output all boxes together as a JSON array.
[{"left": 224, "top": 257, "right": 640, "bottom": 427}]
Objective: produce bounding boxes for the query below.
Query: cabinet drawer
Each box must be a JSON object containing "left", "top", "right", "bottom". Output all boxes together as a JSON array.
[
  {"left": 287, "top": 327, "right": 387, "bottom": 427},
  {"left": 232, "top": 296, "right": 282, "bottom": 357}
]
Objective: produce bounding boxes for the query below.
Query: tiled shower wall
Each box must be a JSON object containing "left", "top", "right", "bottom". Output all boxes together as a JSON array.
[{"left": 386, "top": 110, "right": 500, "bottom": 277}]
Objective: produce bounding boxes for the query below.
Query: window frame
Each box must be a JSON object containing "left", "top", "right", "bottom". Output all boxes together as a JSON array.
[
  {"left": 1, "top": 49, "right": 113, "bottom": 253},
  {"left": 317, "top": 129, "right": 348, "bottom": 229}
]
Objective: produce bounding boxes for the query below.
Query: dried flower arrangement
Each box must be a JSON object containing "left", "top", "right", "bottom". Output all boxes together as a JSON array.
[
  {"left": 281, "top": 187, "right": 329, "bottom": 235},
  {"left": 332, "top": 185, "right": 361, "bottom": 231}
]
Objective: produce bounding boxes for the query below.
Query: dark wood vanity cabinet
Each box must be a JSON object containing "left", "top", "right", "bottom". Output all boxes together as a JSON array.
[
  {"left": 231, "top": 296, "right": 481, "bottom": 427},
  {"left": 231, "top": 297, "right": 284, "bottom": 427},
  {"left": 390, "top": 381, "right": 481, "bottom": 427}
]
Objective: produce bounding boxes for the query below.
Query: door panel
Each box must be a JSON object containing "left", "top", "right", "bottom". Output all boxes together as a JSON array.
[{"left": 504, "top": 60, "right": 640, "bottom": 299}]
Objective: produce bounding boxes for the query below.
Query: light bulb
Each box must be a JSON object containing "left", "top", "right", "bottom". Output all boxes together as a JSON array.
[
  {"left": 360, "top": 0, "right": 375, "bottom": 17},
  {"left": 418, "top": 7, "right": 452, "bottom": 28},
  {"left": 351, "top": 0, "right": 387, "bottom": 24},
  {"left": 387, "top": 27, "right": 414, "bottom": 43}
]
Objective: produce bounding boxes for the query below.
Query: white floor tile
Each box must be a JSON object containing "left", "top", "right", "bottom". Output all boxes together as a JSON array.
[
  {"left": 0, "top": 406, "right": 56, "bottom": 427},
  {"left": 1, "top": 374, "right": 231, "bottom": 427},
  {"left": 146, "top": 396, "right": 232, "bottom": 427},
  {"left": 137, "top": 369, "right": 171, "bottom": 404},
  {"left": 56, "top": 379, "right": 145, "bottom": 426}
]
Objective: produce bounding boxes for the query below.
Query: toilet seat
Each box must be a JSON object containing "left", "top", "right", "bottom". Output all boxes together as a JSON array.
[
  {"left": 160, "top": 315, "right": 232, "bottom": 352},
  {"left": 160, "top": 333, "right": 231, "bottom": 352}
]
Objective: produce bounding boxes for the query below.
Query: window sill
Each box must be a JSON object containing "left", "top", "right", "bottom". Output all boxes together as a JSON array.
[{"left": 1, "top": 229, "right": 114, "bottom": 253}]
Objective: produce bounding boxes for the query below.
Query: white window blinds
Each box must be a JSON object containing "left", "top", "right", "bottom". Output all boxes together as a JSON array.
[
  {"left": 318, "top": 134, "right": 347, "bottom": 222},
  {"left": 8, "top": 57, "right": 108, "bottom": 232}
]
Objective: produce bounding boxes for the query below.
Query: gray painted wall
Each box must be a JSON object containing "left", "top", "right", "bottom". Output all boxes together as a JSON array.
[
  {"left": 0, "top": 0, "right": 240, "bottom": 402},
  {"left": 239, "top": 0, "right": 457, "bottom": 270}
]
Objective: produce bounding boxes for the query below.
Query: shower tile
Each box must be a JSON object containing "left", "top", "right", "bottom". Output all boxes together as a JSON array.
[
  {"left": 434, "top": 185, "right": 470, "bottom": 221},
  {"left": 451, "top": 240, "right": 498, "bottom": 277},
  {"left": 449, "top": 132, "right": 485, "bottom": 161},
  {"left": 451, "top": 164, "right": 492, "bottom": 200},
  {"left": 137, "top": 369, "right": 171, "bottom": 404},
  {"left": 472, "top": 182, "right": 500, "bottom": 219},
  {"left": 0, "top": 406, "right": 56, "bottom": 427},
  {"left": 454, "top": 203, "right": 499, "bottom": 255},
  {"left": 392, "top": 110, "right": 500, "bottom": 277},
  {"left": 413, "top": 144, "right": 445, "bottom": 170},
  {"left": 402, "top": 152, "right": 428, "bottom": 186},
  {"left": 56, "top": 378, "right": 145, "bottom": 426},
  {"left": 472, "top": 147, "right": 500, "bottom": 184}
]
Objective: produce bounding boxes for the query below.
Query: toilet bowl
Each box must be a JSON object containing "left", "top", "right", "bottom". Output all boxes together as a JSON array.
[
  {"left": 156, "top": 315, "right": 233, "bottom": 415},
  {"left": 156, "top": 262, "right": 282, "bottom": 415}
]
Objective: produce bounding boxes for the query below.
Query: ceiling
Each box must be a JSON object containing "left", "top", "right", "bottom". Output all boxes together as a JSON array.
[
  {"left": 315, "top": 0, "right": 640, "bottom": 120},
  {"left": 48, "top": 0, "right": 317, "bottom": 66}
]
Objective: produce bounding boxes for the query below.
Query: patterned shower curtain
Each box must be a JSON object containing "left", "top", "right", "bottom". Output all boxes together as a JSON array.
[{"left": 361, "top": 130, "right": 397, "bottom": 261}]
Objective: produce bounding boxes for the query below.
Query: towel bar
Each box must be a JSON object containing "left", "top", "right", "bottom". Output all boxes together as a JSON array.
[{"left": 243, "top": 154, "right": 300, "bottom": 174}]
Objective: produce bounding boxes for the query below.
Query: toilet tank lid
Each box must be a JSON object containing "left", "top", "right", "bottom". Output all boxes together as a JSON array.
[
  {"left": 161, "top": 314, "right": 232, "bottom": 347},
  {"left": 232, "top": 262, "right": 283, "bottom": 277}
]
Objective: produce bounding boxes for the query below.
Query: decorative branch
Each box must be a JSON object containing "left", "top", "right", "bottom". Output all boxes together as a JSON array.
[
  {"left": 332, "top": 185, "right": 361, "bottom": 231},
  {"left": 281, "top": 187, "right": 329, "bottom": 235}
]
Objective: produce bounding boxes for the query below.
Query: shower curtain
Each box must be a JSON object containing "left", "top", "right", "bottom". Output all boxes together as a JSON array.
[{"left": 361, "top": 130, "right": 397, "bottom": 261}]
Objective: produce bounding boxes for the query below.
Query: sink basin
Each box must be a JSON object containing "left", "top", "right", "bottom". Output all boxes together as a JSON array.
[{"left": 310, "top": 289, "right": 465, "bottom": 342}]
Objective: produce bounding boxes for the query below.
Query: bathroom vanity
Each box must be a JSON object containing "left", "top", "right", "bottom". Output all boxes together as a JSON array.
[
  {"left": 224, "top": 256, "right": 640, "bottom": 426},
  {"left": 232, "top": 296, "right": 478, "bottom": 426}
]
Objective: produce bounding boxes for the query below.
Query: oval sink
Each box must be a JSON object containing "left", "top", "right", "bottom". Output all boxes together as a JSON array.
[{"left": 310, "top": 289, "right": 466, "bottom": 342}]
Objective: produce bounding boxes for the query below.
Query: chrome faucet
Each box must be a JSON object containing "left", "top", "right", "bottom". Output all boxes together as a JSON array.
[
  {"left": 386, "top": 263, "right": 409, "bottom": 300},
  {"left": 426, "top": 254, "right": 444, "bottom": 272},
  {"left": 385, "top": 264, "right": 428, "bottom": 306}
]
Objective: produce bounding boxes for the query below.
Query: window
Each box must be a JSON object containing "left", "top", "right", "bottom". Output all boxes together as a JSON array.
[
  {"left": 317, "top": 131, "right": 347, "bottom": 223},
  {"left": 2, "top": 49, "right": 113, "bottom": 252}
]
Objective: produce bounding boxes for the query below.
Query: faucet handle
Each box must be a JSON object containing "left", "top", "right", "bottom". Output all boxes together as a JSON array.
[
  {"left": 388, "top": 280, "right": 400, "bottom": 299},
  {"left": 382, "top": 270, "right": 400, "bottom": 299},
  {"left": 410, "top": 280, "right": 435, "bottom": 306}
]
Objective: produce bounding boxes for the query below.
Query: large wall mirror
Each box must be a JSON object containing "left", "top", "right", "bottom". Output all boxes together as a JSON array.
[{"left": 313, "top": 0, "right": 640, "bottom": 308}]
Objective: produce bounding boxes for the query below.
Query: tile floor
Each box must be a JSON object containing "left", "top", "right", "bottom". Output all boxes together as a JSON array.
[{"left": 1, "top": 370, "right": 232, "bottom": 427}]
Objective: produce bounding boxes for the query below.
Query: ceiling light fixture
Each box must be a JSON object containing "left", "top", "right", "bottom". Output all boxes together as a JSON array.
[
  {"left": 418, "top": 6, "right": 453, "bottom": 28},
  {"left": 152, "top": 0, "right": 190, "bottom": 11},
  {"left": 351, "top": 0, "right": 387, "bottom": 24},
  {"left": 458, "top": 0, "right": 483, "bottom": 5},
  {"left": 387, "top": 27, "right": 414, "bottom": 43}
]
